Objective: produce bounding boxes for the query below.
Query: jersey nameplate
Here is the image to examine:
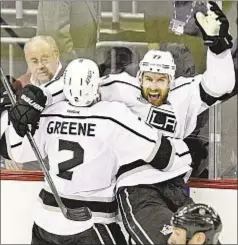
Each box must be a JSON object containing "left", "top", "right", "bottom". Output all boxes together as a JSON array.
[
  {"left": 147, "top": 107, "right": 177, "bottom": 133},
  {"left": 47, "top": 121, "right": 96, "bottom": 136}
]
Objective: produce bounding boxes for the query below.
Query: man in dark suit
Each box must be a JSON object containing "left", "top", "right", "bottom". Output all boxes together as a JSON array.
[{"left": 37, "top": 1, "right": 99, "bottom": 64}]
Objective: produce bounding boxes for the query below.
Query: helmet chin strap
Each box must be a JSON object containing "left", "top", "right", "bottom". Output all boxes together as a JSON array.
[
  {"left": 185, "top": 229, "right": 194, "bottom": 245},
  {"left": 87, "top": 92, "right": 101, "bottom": 107},
  {"left": 137, "top": 70, "right": 143, "bottom": 86},
  {"left": 186, "top": 238, "right": 190, "bottom": 245}
]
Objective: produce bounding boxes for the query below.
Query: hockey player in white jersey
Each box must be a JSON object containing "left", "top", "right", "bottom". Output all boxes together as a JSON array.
[
  {"left": 47, "top": 2, "right": 233, "bottom": 244},
  {"left": 1, "top": 59, "right": 192, "bottom": 244},
  {"left": 104, "top": 3, "right": 235, "bottom": 244},
  {"left": 1, "top": 2, "right": 235, "bottom": 244}
]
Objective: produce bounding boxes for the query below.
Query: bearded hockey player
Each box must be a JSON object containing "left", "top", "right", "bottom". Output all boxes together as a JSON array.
[
  {"left": 1, "top": 1, "right": 235, "bottom": 244},
  {"left": 168, "top": 203, "right": 222, "bottom": 245},
  {"left": 97, "top": 3, "right": 234, "bottom": 244},
  {"left": 1, "top": 59, "right": 192, "bottom": 244},
  {"left": 110, "top": 3, "right": 234, "bottom": 244}
]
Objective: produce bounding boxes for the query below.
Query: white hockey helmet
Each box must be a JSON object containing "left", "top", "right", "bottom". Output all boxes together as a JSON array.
[
  {"left": 63, "top": 58, "right": 100, "bottom": 107},
  {"left": 138, "top": 50, "right": 176, "bottom": 85}
]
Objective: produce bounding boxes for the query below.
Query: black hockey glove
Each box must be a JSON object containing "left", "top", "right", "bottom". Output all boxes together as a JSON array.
[
  {"left": 0, "top": 91, "right": 12, "bottom": 115},
  {"left": 194, "top": 1, "right": 233, "bottom": 54},
  {"left": 9, "top": 84, "right": 47, "bottom": 137},
  {"left": 184, "top": 137, "right": 209, "bottom": 177},
  {"left": 0, "top": 75, "right": 21, "bottom": 115}
]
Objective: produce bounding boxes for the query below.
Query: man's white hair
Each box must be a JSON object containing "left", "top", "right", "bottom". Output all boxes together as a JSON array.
[{"left": 24, "top": 35, "right": 60, "bottom": 58}]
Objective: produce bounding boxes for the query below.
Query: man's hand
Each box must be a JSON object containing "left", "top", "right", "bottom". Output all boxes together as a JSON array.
[
  {"left": 195, "top": 1, "right": 233, "bottom": 54},
  {"left": 9, "top": 85, "right": 47, "bottom": 137}
]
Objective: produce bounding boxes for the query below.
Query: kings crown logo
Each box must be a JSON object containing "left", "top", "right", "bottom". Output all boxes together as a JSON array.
[{"left": 160, "top": 224, "right": 173, "bottom": 236}]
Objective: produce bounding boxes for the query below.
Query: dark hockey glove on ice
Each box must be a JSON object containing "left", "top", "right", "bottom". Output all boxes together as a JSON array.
[
  {"left": 9, "top": 84, "right": 46, "bottom": 137},
  {"left": 0, "top": 75, "right": 23, "bottom": 115},
  {"left": 194, "top": 1, "right": 233, "bottom": 54}
]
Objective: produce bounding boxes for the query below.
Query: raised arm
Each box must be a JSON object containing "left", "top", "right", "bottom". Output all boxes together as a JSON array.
[
  {"left": 195, "top": 1, "right": 235, "bottom": 97},
  {"left": 201, "top": 48, "right": 235, "bottom": 98}
]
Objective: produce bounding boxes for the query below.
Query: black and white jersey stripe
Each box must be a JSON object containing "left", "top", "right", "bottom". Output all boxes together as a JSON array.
[{"left": 39, "top": 188, "right": 117, "bottom": 221}]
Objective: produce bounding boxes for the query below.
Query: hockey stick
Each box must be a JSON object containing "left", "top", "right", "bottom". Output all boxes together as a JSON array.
[
  {"left": 0, "top": 80, "right": 6, "bottom": 169},
  {"left": 0, "top": 67, "right": 91, "bottom": 222}
]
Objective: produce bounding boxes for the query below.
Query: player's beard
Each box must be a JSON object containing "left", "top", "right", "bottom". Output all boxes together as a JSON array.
[{"left": 142, "top": 87, "right": 169, "bottom": 106}]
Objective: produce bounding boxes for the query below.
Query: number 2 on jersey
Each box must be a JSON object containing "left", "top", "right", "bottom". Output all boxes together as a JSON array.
[{"left": 57, "top": 139, "right": 84, "bottom": 180}]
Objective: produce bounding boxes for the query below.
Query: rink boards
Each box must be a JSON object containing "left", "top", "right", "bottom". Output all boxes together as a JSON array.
[{"left": 0, "top": 178, "right": 237, "bottom": 244}]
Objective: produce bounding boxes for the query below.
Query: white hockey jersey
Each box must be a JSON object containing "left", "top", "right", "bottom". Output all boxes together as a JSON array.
[
  {"left": 4, "top": 100, "right": 191, "bottom": 235},
  {"left": 43, "top": 48, "right": 235, "bottom": 139},
  {"left": 99, "top": 49, "right": 235, "bottom": 138},
  {"left": 36, "top": 48, "right": 235, "bottom": 188}
]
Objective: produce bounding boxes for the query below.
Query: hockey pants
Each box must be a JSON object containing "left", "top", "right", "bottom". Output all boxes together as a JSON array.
[
  {"left": 31, "top": 222, "right": 127, "bottom": 244},
  {"left": 117, "top": 175, "right": 194, "bottom": 245}
]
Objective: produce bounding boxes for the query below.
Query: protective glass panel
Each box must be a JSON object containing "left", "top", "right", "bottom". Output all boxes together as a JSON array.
[
  {"left": 216, "top": 1, "right": 237, "bottom": 179},
  {"left": 0, "top": 1, "right": 237, "bottom": 181}
]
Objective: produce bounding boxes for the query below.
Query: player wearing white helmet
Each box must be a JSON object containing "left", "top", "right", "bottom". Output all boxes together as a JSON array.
[
  {"left": 3, "top": 2, "right": 235, "bottom": 244},
  {"left": 2, "top": 59, "right": 129, "bottom": 244},
  {"left": 1, "top": 58, "right": 193, "bottom": 244},
  {"left": 137, "top": 50, "right": 176, "bottom": 106},
  {"left": 63, "top": 58, "right": 100, "bottom": 107}
]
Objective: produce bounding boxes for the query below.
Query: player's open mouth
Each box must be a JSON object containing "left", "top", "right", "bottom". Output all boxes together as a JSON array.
[{"left": 148, "top": 92, "right": 160, "bottom": 101}]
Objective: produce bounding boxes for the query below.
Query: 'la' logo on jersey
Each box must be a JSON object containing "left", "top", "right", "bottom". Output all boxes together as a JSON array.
[{"left": 147, "top": 107, "right": 177, "bottom": 134}]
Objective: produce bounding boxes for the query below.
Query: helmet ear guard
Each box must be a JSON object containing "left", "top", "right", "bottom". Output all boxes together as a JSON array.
[{"left": 136, "top": 70, "right": 143, "bottom": 86}]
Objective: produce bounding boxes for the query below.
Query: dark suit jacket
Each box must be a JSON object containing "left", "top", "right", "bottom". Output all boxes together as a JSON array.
[{"left": 37, "top": 1, "right": 99, "bottom": 64}]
